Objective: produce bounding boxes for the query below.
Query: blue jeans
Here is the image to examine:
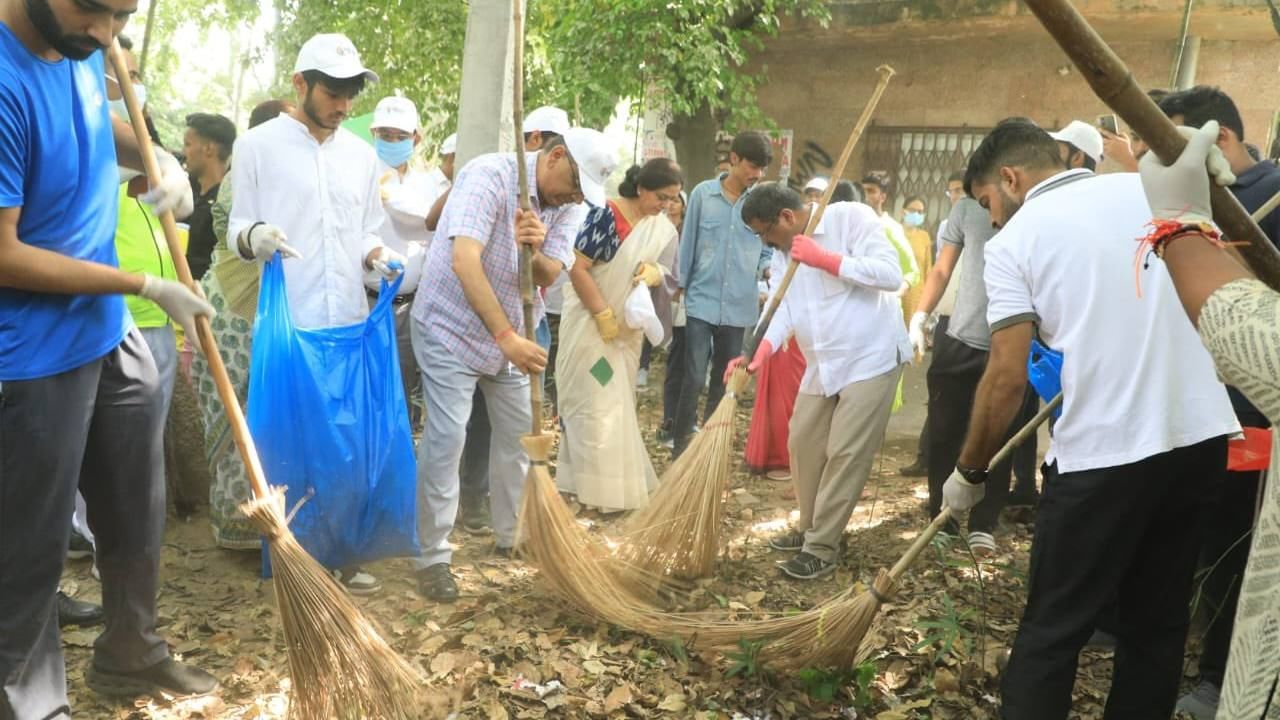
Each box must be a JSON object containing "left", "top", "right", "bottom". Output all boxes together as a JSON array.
[{"left": 672, "top": 317, "right": 745, "bottom": 456}]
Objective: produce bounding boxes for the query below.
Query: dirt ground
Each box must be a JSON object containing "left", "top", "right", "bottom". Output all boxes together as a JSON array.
[{"left": 58, "top": 353, "right": 1207, "bottom": 719}]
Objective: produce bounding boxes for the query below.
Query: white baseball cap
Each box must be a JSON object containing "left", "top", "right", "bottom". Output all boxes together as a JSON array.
[
  {"left": 523, "top": 106, "right": 569, "bottom": 136},
  {"left": 439, "top": 132, "right": 457, "bottom": 156},
  {"left": 370, "top": 96, "right": 418, "bottom": 133},
  {"left": 563, "top": 127, "right": 616, "bottom": 208},
  {"left": 804, "top": 177, "right": 829, "bottom": 193},
  {"left": 293, "top": 33, "right": 379, "bottom": 83},
  {"left": 1049, "top": 120, "right": 1104, "bottom": 164}
]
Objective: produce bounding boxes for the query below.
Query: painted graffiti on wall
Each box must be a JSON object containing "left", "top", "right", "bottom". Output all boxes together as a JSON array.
[{"left": 786, "top": 140, "right": 834, "bottom": 193}]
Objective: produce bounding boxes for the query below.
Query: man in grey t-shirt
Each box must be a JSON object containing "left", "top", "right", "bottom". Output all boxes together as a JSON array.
[{"left": 907, "top": 196, "right": 1040, "bottom": 552}]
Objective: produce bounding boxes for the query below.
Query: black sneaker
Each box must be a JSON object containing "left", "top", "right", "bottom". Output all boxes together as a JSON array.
[
  {"left": 67, "top": 530, "right": 94, "bottom": 560},
  {"left": 87, "top": 657, "right": 219, "bottom": 699},
  {"left": 768, "top": 531, "right": 805, "bottom": 552},
  {"left": 779, "top": 551, "right": 836, "bottom": 580},
  {"left": 417, "top": 563, "right": 459, "bottom": 603},
  {"left": 899, "top": 458, "right": 928, "bottom": 477},
  {"left": 460, "top": 497, "right": 493, "bottom": 536}
]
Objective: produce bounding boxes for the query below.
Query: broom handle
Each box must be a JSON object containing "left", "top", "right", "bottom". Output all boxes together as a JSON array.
[
  {"left": 511, "top": 0, "right": 542, "bottom": 436},
  {"left": 887, "top": 391, "right": 1063, "bottom": 581},
  {"left": 741, "top": 65, "right": 896, "bottom": 362},
  {"left": 1019, "top": 0, "right": 1280, "bottom": 292},
  {"left": 108, "top": 41, "right": 272, "bottom": 502}
]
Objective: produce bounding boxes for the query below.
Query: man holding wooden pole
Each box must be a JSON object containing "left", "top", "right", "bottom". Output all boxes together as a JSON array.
[
  {"left": 409, "top": 127, "right": 612, "bottom": 602},
  {"left": 0, "top": 0, "right": 219, "bottom": 713},
  {"left": 945, "top": 118, "right": 1238, "bottom": 718}
]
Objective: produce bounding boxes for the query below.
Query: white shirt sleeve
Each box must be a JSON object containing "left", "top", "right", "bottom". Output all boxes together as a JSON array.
[
  {"left": 983, "top": 235, "right": 1039, "bottom": 331},
  {"left": 227, "top": 137, "right": 259, "bottom": 261},
  {"left": 383, "top": 172, "right": 434, "bottom": 227},
  {"left": 362, "top": 160, "right": 387, "bottom": 260},
  {"left": 837, "top": 210, "right": 903, "bottom": 291}
]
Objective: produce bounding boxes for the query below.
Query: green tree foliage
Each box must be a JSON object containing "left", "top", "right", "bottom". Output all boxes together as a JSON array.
[{"left": 136, "top": 0, "right": 829, "bottom": 146}]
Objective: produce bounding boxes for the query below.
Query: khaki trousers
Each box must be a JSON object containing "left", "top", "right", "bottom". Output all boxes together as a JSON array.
[{"left": 788, "top": 365, "right": 902, "bottom": 562}]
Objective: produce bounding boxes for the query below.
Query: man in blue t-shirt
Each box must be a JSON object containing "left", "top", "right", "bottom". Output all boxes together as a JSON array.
[{"left": 0, "top": 0, "right": 218, "bottom": 715}]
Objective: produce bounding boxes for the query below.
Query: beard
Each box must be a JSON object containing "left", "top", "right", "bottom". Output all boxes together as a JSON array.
[
  {"left": 996, "top": 185, "right": 1024, "bottom": 228},
  {"left": 302, "top": 86, "right": 343, "bottom": 130},
  {"left": 25, "top": 0, "right": 103, "bottom": 60}
]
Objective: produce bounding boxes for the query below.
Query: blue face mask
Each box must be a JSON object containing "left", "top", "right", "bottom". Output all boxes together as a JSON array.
[
  {"left": 375, "top": 138, "right": 414, "bottom": 168},
  {"left": 904, "top": 211, "right": 925, "bottom": 227}
]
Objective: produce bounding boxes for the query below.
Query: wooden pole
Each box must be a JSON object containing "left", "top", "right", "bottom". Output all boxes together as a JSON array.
[
  {"left": 109, "top": 39, "right": 271, "bottom": 502},
  {"left": 511, "top": 0, "right": 542, "bottom": 436},
  {"left": 1020, "top": 0, "right": 1280, "bottom": 291}
]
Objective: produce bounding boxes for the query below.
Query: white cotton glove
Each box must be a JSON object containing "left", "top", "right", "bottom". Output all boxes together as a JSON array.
[
  {"left": 1138, "top": 121, "right": 1236, "bottom": 225},
  {"left": 942, "top": 469, "right": 986, "bottom": 512},
  {"left": 139, "top": 150, "right": 195, "bottom": 220},
  {"left": 138, "top": 275, "right": 216, "bottom": 353},
  {"left": 239, "top": 223, "right": 302, "bottom": 262},
  {"left": 909, "top": 311, "right": 929, "bottom": 363},
  {"left": 369, "top": 247, "right": 408, "bottom": 279}
]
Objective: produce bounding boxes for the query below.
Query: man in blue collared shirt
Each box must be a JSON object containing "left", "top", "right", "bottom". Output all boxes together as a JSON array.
[{"left": 671, "top": 131, "right": 773, "bottom": 457}]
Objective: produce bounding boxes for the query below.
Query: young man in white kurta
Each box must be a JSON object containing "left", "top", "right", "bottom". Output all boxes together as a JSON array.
[
  {"left": 946, "top": 119, "right": 1239, "bottom": 719},
  {"left": 737, "top": 184, "right": 910, "bottom": 580}
]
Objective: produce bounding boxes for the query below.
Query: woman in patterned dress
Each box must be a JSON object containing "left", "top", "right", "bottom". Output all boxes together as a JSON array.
[{"left": 555, "top": 159, "right": 683, "bottom": 512}]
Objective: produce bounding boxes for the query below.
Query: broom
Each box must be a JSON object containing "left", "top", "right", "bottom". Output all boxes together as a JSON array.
[
  {"left": 624, "top": 65, "right": 898, "bottom": 579},
  {"left": 1016, "top": 0, "right": 1280, "bottom": 291},
  {"left": 663, "top": 391, "right": 1064, "bottom": 670},
  {"left": 107, "top": 41, "right": 426, "bottom": 720}
]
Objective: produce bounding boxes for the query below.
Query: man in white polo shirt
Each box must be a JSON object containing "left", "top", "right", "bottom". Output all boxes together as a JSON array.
[
  {"left": 735, "top": 183, "right": 910, "bottom": 580},
  {"left": 943, "top": 119, "right": 1239, "bottom": 718},
  {"left": 228, "top": 33, "right": 404, "bottom": 595},
  {"left": 1049, "top": 120, "right": 1104, "bottom": 172},
  {"left": 367, "top": 96, "right": 441, "bottom": 424}
]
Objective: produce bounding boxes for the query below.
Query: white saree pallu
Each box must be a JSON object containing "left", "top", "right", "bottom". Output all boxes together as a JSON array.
[{"left": 555, "top": 213, "right": 675, "bottom": 512}]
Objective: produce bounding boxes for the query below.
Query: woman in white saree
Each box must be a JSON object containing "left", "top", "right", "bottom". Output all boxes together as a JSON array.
[{"left": 556, "top": 159, "right": 683, "bottom": 512}]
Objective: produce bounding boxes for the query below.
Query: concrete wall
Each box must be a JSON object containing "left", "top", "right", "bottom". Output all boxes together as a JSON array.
[{"left": 752, "top": 33, "right": 1280, "bottom": 185}]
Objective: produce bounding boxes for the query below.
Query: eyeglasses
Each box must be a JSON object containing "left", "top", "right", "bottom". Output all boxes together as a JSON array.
[
  {"left": 656, "top": 191, "right": 681, "bottom": 204},
  {"left": 567, "top": 154, "right": 583, "bottom": 198},
  {"left": 754, "top": 219, "right": 777, "bottom": 239}
]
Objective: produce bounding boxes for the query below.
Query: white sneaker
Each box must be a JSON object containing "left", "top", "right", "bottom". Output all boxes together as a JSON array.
[
  {"left": 333, "top": 567, "right": 382, "bottom": 596},
  {"left": 637, "top": 369, "right": 649, "bottom": 388}
]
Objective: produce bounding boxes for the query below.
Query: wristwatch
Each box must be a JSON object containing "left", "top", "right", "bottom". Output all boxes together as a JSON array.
[{"left": 956, "top": 464, "right": 989, "bottom": 485}]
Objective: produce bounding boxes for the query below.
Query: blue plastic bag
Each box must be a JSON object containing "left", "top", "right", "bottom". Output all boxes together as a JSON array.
[
  {"left": 248, "top": 257, "right": 420, "bottom": 574},
  {"left": 1027, "top": 338, "right": 1064, "bottom": 420}
]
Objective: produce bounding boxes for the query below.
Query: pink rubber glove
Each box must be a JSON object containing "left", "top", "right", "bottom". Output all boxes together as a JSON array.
[
  {"left": 723, "top": 340, "right": 774, "bottom": 384},
  {"left": 790, "top": 234, "right": 843, "bottom": 276}
]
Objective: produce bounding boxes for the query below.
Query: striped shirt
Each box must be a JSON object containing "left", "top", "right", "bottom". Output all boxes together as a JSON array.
[{"left": 413, "top": 152, "right": 579, "bottom": 375}]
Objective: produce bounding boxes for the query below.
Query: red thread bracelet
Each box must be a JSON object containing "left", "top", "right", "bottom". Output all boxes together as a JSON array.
[
  {"left": 494, "top": 327, "right": 515, "bottom": 343},
  {"left": 1134, "top": 219, "right": 1223, "bottom": 296}
]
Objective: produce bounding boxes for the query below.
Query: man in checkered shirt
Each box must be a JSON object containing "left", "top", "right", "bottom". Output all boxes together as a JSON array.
[{"left": 409, "top": 128, "right": 616, "bottom": 602}]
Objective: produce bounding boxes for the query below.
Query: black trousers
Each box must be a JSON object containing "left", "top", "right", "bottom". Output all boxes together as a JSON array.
[
  {"left": 672, "top": 318, "right": 744, "bottom": 456},
  {"left": 661, "top": 326, "right": 687, "bottom": 433},
  {"left": 925, "top": 318, "right": 1039, "bottom": 533},
  {"left": 459, "top": 387, "right": 490, "bottom": 507},
  {"left": 0, "top": 330, "right": 170, "bottom": 718},
  {"left": 1195, "top": 467, "right": 1262, "bottom": 687},
  {"left": 1000, "top": 436, "right": 1227, "bottom": 719}
]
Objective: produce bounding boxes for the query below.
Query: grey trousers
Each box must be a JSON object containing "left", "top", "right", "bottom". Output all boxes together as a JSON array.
[
  {"left": 1, "top": 328, "right": 170, "bottom": 719},
  {"left": 789, "top": 365, "right": 902, "bottom": 562},
  {"left": 411, "top": 323, "right": 531, "bottom": 567}
]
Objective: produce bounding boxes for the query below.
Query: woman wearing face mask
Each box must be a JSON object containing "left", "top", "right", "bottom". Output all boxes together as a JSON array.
[
  {"left": 900, "top": 196, "right": 933, "bottom": 318},
  {"left": 555, "top": 158, "right": 683, "bottom": 513}
]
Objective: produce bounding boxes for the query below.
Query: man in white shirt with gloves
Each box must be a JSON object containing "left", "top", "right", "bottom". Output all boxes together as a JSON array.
[
  {"left": 733, "top": 183, "right": 910, "bottom": 580},
  {"left": 227, "top": 33, "right": 403, "bottom": 595},
  {"left": 367, "top": 96, "right": 441, "bottom": 424},
  {"left": 944, "top": 118, "right": 1238, "bottom": 718}
]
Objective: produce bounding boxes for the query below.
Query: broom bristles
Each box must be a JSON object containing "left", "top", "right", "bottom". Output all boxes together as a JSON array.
[
  {"left": 622, "top": 369, "right": 748, "bottom": 578},
  {"left": 241, "top": 489, "right": 429, "bottom": 720}
]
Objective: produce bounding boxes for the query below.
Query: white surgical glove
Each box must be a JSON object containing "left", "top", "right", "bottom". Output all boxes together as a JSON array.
[
  {"left": 942, "top": 468, "right": 986, "bottom": 512},
  {"left": 369, "top": 247, "right": 407, "bottom": 279},
  {"left": 139, "top": 150, "right": 195, "bottom": 220},
  {"left": 1138, "top": 121, "right": 1235, "bottom": 225},
  {"left": 239, "top": 223, "right": 302, "bottom": 262},
  {"left": 139, "top": 275, "right": 216, "bottom": 353},
  {"left": 909, "top": 311, "right": 929, "bottom": 363}
]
